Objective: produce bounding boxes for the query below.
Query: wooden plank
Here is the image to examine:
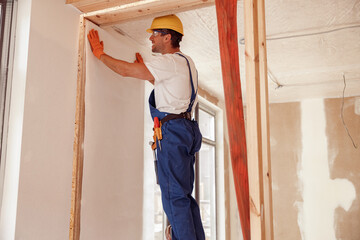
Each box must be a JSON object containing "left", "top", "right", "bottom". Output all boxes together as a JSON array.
[
  {"left": 69, "top": 15, "right": 86, "bottom": 240},
  {"left": 258, "top": 0, "right": 274, "bottom": 238},
  {"left": 244, "top": 0, "right": 274, "bottom": 239},
  {"left": 66, "top": 0, "right": 140, "bottom": 13},
  {"left": 84, "top": 0, "right": 215, "bottom": 26},
  {"left": 214, "top": 1, "right": 250, "bottom": 240},
  {"left": 244, "top": 0, "right": 263, "bottom": 237},
  {"left": 67, "top": 0, "right": 214, "bottom": 16}
]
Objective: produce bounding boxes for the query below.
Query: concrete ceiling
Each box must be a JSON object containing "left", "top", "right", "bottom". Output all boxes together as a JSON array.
[{"left": 107, "top": 0, "right": 360, "bottom": 103}]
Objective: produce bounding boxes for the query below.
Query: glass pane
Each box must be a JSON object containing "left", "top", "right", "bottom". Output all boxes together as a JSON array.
[
  {"left": 199, "top": 143, "right": 216, "bottom": 240},
  {"left": 154, "top": 184, "right": 163, "bottom": 239},
  {"left": 199, "top": 109, "right": 215, "bottom": 141}
]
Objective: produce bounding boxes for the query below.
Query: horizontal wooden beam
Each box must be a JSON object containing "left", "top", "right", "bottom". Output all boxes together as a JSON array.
[
  {"left": 86, "top": 0, "right": 215, "bottom": 26},
  {"left": 67, "top": 0, "right": 215, "bottom": 26},
  {"left": 66, "top": 0, "right": 140, "bottom": 13}
]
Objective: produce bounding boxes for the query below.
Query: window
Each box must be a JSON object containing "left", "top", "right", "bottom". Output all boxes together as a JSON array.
[
  {"left": 0, "top": 0, "right": 16, "bottom": 202},
  {"left": 196, "top": 105, "right": 217, "bottom": 240}
]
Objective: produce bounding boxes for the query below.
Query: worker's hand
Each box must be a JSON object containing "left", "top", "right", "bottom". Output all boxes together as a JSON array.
[
  {"left": 87, "top": 29, "right": 105, "bottom": 59},
  {"left": 134, "top": 52, "right": 144, "bottom": 63}
]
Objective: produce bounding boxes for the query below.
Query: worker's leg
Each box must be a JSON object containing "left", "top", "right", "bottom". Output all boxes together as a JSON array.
[
  {"left": 187, "top": 154, "right": 205, "bottom": 240},
  {"left": 189, "top": 195, "right": 205, "bottom": 240},
  {"left": 189, "top": 121, "right": 205, "bottom": 240},
  {"left": 157, "top": 119, "right": 204, "bottom": 240},
  {"left": 187, "top": 156, "right": 205, "bottom": 240}
]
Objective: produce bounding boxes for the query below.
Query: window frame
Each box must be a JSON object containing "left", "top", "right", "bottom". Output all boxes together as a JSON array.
[
  {"left": 0, "top": 0, "right": 16, "bottom": 207},
  {"left": 195, "top": 102, "right": 218, "bottom": 240}
]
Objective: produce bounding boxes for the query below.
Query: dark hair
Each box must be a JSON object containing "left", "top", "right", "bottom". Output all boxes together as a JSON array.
[{"left": 157, "top": 29, "right": 183, "bottom": 48}]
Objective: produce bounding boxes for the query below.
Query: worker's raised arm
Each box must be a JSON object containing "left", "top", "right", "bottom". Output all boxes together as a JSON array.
[
  {"left": 99, "top": 54, "right": 154, "bottom": 83},
  {"left": 88, "top": 29, "right": 154, "bottom": 84}
]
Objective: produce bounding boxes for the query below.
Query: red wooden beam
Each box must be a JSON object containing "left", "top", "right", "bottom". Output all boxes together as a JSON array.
[{"left": 214, "top": 0, "right": 250, "bottom": 239}]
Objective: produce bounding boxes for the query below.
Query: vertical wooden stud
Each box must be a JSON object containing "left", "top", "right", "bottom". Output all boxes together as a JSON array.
[
  {"left": 244, "top": 0, "right": 274, "bottom": 239},
  {"left": 69, "top": 15, "right": 86, "bottom": 240},
  {"left": 258, "top": 0, "right": 274, "bottom": 239}
]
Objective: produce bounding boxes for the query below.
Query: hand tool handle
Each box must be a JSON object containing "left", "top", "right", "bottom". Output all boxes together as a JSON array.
[{"left": 154, "top": 117, "right": 160, "bottom": 128}]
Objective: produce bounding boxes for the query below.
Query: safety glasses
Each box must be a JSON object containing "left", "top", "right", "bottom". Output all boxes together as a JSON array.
[{"left": 151, "top": 30, "right": 168, "bottom": 37}]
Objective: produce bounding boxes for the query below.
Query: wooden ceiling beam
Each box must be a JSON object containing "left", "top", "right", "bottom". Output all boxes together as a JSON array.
[
  {"left": 85, "top": 0, "right": 215, "bottom": 26},
  {"left": 67, "top": 0, "right": 215, "bottom": 26},
  {"left": 66, "top": 0, "right": 141, "bottom": 13}
]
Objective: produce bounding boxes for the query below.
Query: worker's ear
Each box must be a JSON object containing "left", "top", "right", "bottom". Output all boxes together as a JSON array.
[{"left": 164, "top": 34, "right": 171, "bottom": 43}]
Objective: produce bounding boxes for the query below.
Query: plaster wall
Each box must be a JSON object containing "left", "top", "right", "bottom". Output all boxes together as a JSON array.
[
  {"left": 326, "top": 97, "right": 360, "bottom": 240},
  {"left": 3, "top": 2, "right": 147, "bottom": 239},
  {"left": 10, "top": 0, "right": 80, "bottom": 239},
  {"left": 80, "top": 22, "right": 145, "bottom": 240},
  {"left": 270, "top": 96, "right": 360, "bottom": 240}
]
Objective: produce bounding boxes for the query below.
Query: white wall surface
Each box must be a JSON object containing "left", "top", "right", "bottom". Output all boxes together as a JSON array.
[
  {"left": 2, "top": 0, "right": 80, "bottom": 239},
  {"left": 80, "top": 21, "right": 145, "bottom": 240}
]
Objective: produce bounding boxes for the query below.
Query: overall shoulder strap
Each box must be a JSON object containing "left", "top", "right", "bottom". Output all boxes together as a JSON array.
[{"left": 175, "top": 52, "right": 198, "bottom": 113}]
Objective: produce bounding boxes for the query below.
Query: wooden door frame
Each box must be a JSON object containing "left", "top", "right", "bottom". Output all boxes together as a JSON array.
[{"left": 68, "top": 1, "right": 273, "bottom": 239}]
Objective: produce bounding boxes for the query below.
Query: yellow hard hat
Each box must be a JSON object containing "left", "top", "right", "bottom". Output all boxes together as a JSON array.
[{"left": 147, "top": 14, "right": 184, "bottom": 35}]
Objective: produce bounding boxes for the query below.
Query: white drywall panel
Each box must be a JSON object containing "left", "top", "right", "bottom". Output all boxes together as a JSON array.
[
  {"left": 270, "top": 98, "right": 359, "bottom": 240},
  {"left": 80, "top": 21, "right": 145, "bottom": 240},
  {"left": 12, "top": 0, "right": 80, "bottom": 239},
  {"left": 298, "top": 99, "right": 356, "bottom": 240}
]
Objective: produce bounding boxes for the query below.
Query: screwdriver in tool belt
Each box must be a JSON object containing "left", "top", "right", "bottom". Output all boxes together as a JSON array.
[
  {"left": 154, "top": 117, "right": 162, "bottom": 150},
  {"left": 149, "top": 141, "right": 159, "bottom": 184}
]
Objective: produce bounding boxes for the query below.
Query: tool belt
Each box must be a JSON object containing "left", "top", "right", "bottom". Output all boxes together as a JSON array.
[
  {"left": 161, "top": 112, "right": 192, "bottom": 125},
  {"left": 151, "top": 112, "right": 192, "bottom": 150}
]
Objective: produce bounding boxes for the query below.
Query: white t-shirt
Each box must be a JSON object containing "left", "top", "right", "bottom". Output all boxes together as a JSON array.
[{"left": 145, "top": 52, "right": 198, "bottom": 114}]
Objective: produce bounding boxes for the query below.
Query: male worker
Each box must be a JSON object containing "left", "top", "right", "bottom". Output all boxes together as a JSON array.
[{"left": 87, "top": 14, "right": 205, "bottom": 240}]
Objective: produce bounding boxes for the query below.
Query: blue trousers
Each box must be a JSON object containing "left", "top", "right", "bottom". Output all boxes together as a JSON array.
[{"left": 156, "top": 118, "right": 205, "bottom": 240}]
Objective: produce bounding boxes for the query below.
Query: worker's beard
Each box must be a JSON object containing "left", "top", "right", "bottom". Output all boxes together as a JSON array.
[
  {"left": 152, "top": 46, "right": 160, "bottom": 53},
  {"left": 152, "top": 42, "right": 164, "bottom": 54}
]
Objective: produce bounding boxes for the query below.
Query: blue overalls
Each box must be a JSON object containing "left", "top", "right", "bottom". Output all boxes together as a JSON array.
[{"left": 148, "top": 53, "right": 205, "bottom": 240}]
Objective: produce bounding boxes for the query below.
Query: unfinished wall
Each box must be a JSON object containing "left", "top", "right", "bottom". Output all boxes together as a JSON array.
[
  {"left": 12, "top": 0, "right": 80, "bottom": 239},
  {"left": 270, "top": 101, "right": 302, "bottom": 239},
  {"left": 2, "top": 2, "right": 147, "bottom": 238},
  {"left": 80, "top": 22, "right": 145, "bottom": 240},
  {"left": 326, "top": 97, "right": 360, "bottom": 240},
  {"left": 270, "top": 96, "right": 360, "bottom": 240}
]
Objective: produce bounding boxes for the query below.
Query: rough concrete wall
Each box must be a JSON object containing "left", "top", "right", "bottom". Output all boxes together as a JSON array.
[
  {"left": 270, "top": 97, "right": 359, "bottom": 240},
  {"left": 14, "top": 0, "right": 80, "bottom": 239}
]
